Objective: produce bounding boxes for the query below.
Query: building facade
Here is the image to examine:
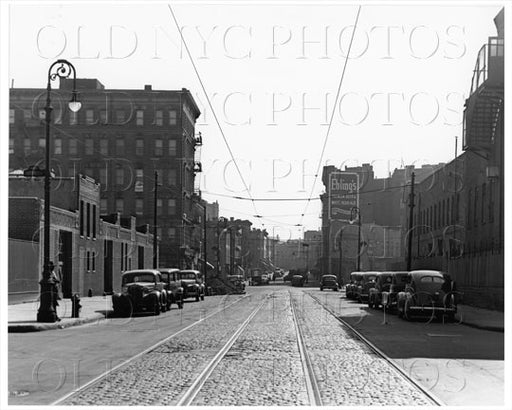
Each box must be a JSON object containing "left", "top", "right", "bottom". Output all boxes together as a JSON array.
[
  {"left": 9, "top": 78, "right": 201, "bottom": 268},
  {"left": 9, "top": 174, "right": 154, "bottom": 300}
]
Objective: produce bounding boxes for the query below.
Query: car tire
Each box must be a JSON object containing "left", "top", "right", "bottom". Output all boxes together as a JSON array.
[
  {"left": 153, "top": 297, "right": 160, "bottom": 316},
  {"left": 196, "top": 295, "right": 200, "bottom": 302},
  {"left": 201, "top": 294, "right": 205, "bottom": 301},
  {"left": 178, "top": 301, "right": 184, "bottom": 309},
  {"left": 320, "top": 287, "right": 323, "bottom": 291},
  {"left": 334, "top": 287, "right": 338, "bottom": 292}
]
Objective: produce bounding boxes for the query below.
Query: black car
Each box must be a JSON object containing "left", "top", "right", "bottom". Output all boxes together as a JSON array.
[
  {"left": 112, "top": 269, "right": 168, "bottom": 316},
  {"left": 179, "top": 270, "right": 206, "bottom": 301},
  {"left": 320, "top": 274, "right": 339, "bottom": 291},
  {"left": 158, "top": 268, "right": 184, "bottom": 309}
]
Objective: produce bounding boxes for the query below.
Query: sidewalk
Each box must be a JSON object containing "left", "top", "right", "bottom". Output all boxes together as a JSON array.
[{"left": 8, "top": 296, "right": 112, "bottom": 333}]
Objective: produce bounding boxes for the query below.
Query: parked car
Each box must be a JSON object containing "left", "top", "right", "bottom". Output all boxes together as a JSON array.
[
  {"left": 158, "top": 268, "right": 184, "bottom": 309},
  {"left": 226, "top": 275, "right": 246, "bottom": 294},
  {"left": 179, "top": 270, "right": 206, "bottom": 301},
  {"left": 354, "top": 272, "right": 379, "bottom": 302},
  {"left": 261, "top": 274, "right": 269, "bottom": 285},
  {"left": 368, "top": 272, "right": 394, "bottom": 308},
  {"left": 397, "top": 270, "right": 458, "bottom": 321},
  {"left": 112, "top": 269, "right": 168, "bottom": 316},
  {"left": 291, "top": 275, "right": 305, "bottom": 287},
  {"left": 320, "top": 274, "right": 339, "bottom": 291},
  {"left": 345, "top": 272, "right": 363, "bottom": 299},
  {"left": 379, "top": 271, "right": 409, "bottom": 310}
]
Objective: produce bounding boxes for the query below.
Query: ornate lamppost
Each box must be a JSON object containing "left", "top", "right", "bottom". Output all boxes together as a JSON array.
[{"left": 37, "top": 60, "right": 81, "bottom": 323}]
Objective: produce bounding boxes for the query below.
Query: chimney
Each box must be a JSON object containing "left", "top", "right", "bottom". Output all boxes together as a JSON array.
[{"left": 144, "top": 84, "right": 152, "bottom": 91}]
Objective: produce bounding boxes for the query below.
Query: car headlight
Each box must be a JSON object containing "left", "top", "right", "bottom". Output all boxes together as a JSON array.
[{"left": 122, "top": 286, "right": 128, "bottom": 293}]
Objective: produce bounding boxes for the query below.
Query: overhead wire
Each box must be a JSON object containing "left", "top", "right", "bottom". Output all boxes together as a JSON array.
[{"left": 298, "top": 5, "right": 362, "bottom": 227}]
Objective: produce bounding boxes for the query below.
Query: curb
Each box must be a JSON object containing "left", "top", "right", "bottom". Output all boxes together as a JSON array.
[
  {"left": 8, "top": 313, "right": 107, "bottom": 333},
  {"left": 460, "top": 321, "right": 504, "bottom": 333}
]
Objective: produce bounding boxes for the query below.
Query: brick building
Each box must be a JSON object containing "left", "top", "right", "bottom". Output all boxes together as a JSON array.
[
  {"left": 9, "top": 78, "right": 202, "bottom": 268},
  {"left": 9, "top": 174, "right": 154, "bottom": 300},
  {"left": 410, "top": 8, "right": 504, "bottom": 310}
]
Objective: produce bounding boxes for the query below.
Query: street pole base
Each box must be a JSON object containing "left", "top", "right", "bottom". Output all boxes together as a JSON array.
[{"left": 37, "top": 308, "right": 58, "bottom": 323}]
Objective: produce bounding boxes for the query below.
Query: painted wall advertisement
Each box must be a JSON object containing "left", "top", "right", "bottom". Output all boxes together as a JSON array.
[{"left": 328, "top": 172, "right": 359, "bottom": 221}]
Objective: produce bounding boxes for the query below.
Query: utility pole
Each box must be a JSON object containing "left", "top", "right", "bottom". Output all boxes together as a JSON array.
[
  {"left": 203, "top": 203, "right": 207, "bottom": 284},
  {"left": 153, "top": 171, "right": 158, "bottom": 269},
  {"left": 407, "top": 172, "right": 415, "bottom": 271},
  {"left": 338, "top": 229, "right": 343, "bottom": 283}
]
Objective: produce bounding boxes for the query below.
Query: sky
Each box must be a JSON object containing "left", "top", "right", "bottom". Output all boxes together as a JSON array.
[{"left": 3, "top": 1, "right": 507, "bottom": 240}]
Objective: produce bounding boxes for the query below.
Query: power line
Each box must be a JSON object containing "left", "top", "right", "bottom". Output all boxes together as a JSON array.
[
  {"left": 167, "top": 4, "right": 260, "bottom": 222},
  {"left": 299, "top": 5, "right": 362, "bottom": 226}
]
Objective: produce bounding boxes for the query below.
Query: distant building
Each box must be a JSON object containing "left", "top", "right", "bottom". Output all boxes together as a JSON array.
[
  {"left": 9, "top": 174, "right": 153, "bottom": 300},
  {"left": 9, "top": 79, "right": 202, "bottom": 268},
  {"left": 321, "top": 163, "right": 443, "bottom": 283}
]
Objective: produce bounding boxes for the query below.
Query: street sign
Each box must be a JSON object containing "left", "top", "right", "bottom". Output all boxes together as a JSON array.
[{"left": 328, "top": 172, "right": 359, "bottom": 221}]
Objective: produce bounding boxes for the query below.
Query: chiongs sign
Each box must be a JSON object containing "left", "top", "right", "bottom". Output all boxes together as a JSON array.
[{"left": 328, "top": 172, "right": 359, "bottom": 221}]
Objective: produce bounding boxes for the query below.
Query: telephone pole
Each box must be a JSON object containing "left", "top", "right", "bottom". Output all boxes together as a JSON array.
[
  {"left": 407, "top": 172, "right": 415, "bottom": 271},
  {"left": 153, "top": 171, "right": 159, "bottom": 268}
]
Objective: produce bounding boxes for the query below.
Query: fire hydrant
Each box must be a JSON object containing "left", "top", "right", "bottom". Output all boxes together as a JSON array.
[{"left": 71, "top": 294, "right": 82, "bottom": 318}]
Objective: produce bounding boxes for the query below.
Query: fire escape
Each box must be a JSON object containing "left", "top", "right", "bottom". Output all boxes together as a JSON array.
[{"left": 463, "top": 37, "right": 504, "bottom": 161}]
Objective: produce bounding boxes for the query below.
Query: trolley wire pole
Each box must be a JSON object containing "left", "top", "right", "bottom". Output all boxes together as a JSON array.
[{"left": 407, "top": 172, "right": 416, "bottom": 271}]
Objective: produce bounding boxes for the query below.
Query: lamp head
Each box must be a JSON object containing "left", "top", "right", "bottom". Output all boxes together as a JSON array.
[{"left": 68, "top": 91, "right": 81, "bottom": 112}]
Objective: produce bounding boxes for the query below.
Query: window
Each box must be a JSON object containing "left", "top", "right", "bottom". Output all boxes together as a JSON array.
[
  {"left": 69, "top": 139, "right": 78, "bottom": 155},
  {"left": 39, "top": 137, "right": 46, "bottom": 149},
  {"left": 136, "top": 110, "right": 144, "bottom": 126},
  {"left": 481, "top": 183, "right": 486, "bottom": 224},
  {"left": 100, "top": 139, "right": 108, "bottom": 155},
  {"left": 168, "top": 140, "right": 177, "bottom": 156},
  {"left": 437, "top": 239, "right": 443, "bottom": 256},
  {"left": 87, "top": 251, "right": 90, "bottom": 271},
  {"left": 136, "top": 139, "right": 144, "bottom": 155},
  {"left": 9, "top": 138, "right": 14, "bottom": 154},
  {"left": 157, "top": 198, "right": 163, "bottom": 215},
  {"left": 490, "top": 38, "right": 504, "bottom": 57},
  {"left": 23, "top": 139, "right": 31, "bottom": 155},
  {"left": 155, "top": 110, "right": 163, "bottom": 126},
  {"left": 80, "top": 200, "right": 84, "bottom": 236},
  {"left": 86, "top": 202, "right": 91, "bottom": 237},
  {"left": 86, "top": 109, "right": 95, "bottom": 125},
  {"left": 115, "top": 198, "right": 124, "bottom": 213},
  {"left": 168, "top": 227, "right": 176, "bottom": 239},
  {"left": 39, "top": 109, "right": 46, "bottom": 120},
  {"left": 441, "top": 200, "right": 445, "bottom": 227},
  {"left": 69, "top": 111, "right": 78, "bottom": 125},
  {"left": 115, "top": 138, "right": 125, "bottom": 155},
  {"left": 100, "top": 198, "right": 108, "bottom": 213},
  {"left": 154, "top": 139, "right": 163, "bottom": 156},
  {"left": 85, "top": 138, "right": 94, "bottom": 155},
  {"left": 135, "top": 169, "right": 144, "bottom": 192},
  {"left": 467, "top": 190, "right": 472, "bottom": 227},
  {"left": 168, "top": 199, "right": 176, "bottom": 215},
  {"left": 116, "top": 110, "right": 125, "bottom": 124},
  {"left": 169, "top": 110, "right": 177, "bottom": 125},
  {"left": 136, "top": 199, "right": 144, "bottom": 215},
  {"left": 92, "top": 205, "right": 97, "bottom": 238},
  {"left": 168, "top": 169, "right": 177, "bottom": 186},
  {"left": 115, "top": 167, "right": 124, "bottom": 185},
  {"left": 433, "top": 204, "right": 437, "bottom": 229},
  {"left": 121, "top": 244, "right": 125, "bottom": 271},
  {"left": 54, "top": 110, "right": 62, "bottom": 124},
  {"left": 92, "top": 251, "right": 96, "bottom": 271},
  {"left": 54, "top": 138, "right": 62, "bottom": 155},
  {"left": 9, "top": 109, "right": 15, "bottom": 124},
  {"left": 157, "top": 227, "right": 162, "bottom": 238}
]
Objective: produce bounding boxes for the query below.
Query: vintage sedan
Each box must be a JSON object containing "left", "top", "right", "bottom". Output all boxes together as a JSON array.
[
  {"left": 226, "top": 275, "right": 246, "bottom": 294},
  {"left": 380, "top": 271, "right": 409, "bottom": 310},
  {"left": 112, "top": 269, "right": 168, "bottom": 316},
  {"left": 397, "top": 270, "right": 458, "bottom": 321},
  {"left": 291, "top": 275, "right": 305, "bottom": 287},
  {"left": 354, "top": 272, "right": 379, "bottom": 302},
  {"left": 179, "top": 270, "right": 206, "bottom": 301},
  {"left": 158, "top": 268, "right": 184, "bottom": 309},
  {"left": 345, "top": 272, "right": 363, "bottom": 299},
  {"left": 320, "top": 274, "right": 339, "bottom": 291}
]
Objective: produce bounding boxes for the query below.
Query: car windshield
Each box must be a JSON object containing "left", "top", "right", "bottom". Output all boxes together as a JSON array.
[
  {"left": 180, "top": 272, "right": 197, "bottom": 280},
  {"left": 123, "top": 273, "right": 155, "bottom": 284},
  {"left": 395, "top": 274, "right": 409, "bottom": 283},
  {"left": 419, "top": 276, "right": 445, "bottom": 283},
  {"left": 161, "top": 272, "right": 177, "bottom": 281},
  {"left": 364, "top": 275, "right": 377, "bottom": 282}
]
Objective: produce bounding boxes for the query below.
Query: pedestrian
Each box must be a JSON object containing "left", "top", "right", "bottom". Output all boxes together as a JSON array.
[{"left": 49, "top": 261, "right": 61, "bottom": 321}]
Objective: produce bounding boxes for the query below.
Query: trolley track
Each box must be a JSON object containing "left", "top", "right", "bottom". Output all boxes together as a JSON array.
[{"left": 308, "top": 292, "right": 443, "bottom": 406}]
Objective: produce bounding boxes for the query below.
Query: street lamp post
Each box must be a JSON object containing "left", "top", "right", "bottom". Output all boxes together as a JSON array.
[
  {"left": 38, "top": 59, "right": 81, "bottom": 323},
  {"left": 350, "top": 207, "right": 362, "bottom": 271}
]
